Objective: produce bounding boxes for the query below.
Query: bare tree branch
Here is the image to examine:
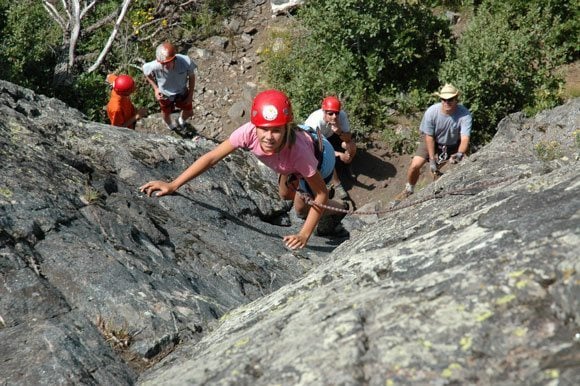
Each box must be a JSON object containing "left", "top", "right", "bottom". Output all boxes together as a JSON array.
[
  {"left": 88, "top": 0, "right": 133, "bottom": 73},
  {"left": 84, "top": 11, "right": 117, "bottom": 35},
  {"left": 140, "top": 25, "right": 165, "bottom": 42},
  {"left": 179, "top": 0, "right": 202, "bottom": 7},
  {"left": 42, "top": 1, "right": 67, "bottom": 31},
  {"left": 140, "top": 21, "right": 182, "bottom": 42},
  {"left": 135, "top": 17, "right": 164, "bottom": 31},
  {"left": 44, "top": 0, "right": 200, "bottom": 86},
  {"left": 80, "top": 0, "right": 98, "bottom": 19},
  {"left": 61, "top": 0, "right": 72, "bottom": 21},
  {"left": 68, "top": 1, "right": 81, "bottom": 67}
]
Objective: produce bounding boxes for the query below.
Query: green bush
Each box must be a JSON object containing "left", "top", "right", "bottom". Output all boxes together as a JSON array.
[
  {"left": 480, "top": 0, "right": 578, "bottom": 61},
  {"left": 262, "top": 0, "right": 451, "bottom": 139},
  {"left": 439, "top": 0, "right": 569, "bottom": 147},
  {"left": 0, "top": 1, "right": 59, "bottom": 94}
]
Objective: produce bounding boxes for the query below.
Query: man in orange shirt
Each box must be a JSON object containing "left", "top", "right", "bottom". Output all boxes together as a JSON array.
[{"left": 106, "top": 74, "right": 147, "bottom": 129}]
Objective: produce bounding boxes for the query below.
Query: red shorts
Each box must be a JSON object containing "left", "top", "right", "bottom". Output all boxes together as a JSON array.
[{"left": 159, "top": 90, "right": 192, "bottom": 114}]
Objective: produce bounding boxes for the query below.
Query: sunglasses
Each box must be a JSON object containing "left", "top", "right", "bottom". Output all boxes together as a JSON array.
[
  {"left": 324, "top": 111, "right": 338, "bottom": 116},
  {"left": 441, "top": 97, "right": 456, "bottom": 103}
]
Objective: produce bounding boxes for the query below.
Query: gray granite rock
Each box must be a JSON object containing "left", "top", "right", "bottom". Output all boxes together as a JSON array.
[
  {"left": 0, "top": 80, "right": 337, "bottom": 384},
  {"left": 139, "top": 99, "right": 580, "bottom": 385},
  {"left": 1, "top": 81, "right": 578, "bottom": 385}
]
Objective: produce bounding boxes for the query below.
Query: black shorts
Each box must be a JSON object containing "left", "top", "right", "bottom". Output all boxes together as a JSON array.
[{"left": 327, "top": 133, "right": 343, "bottom": 153}]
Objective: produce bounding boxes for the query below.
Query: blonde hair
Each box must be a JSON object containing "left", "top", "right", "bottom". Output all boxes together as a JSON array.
[{"left": 282, "top": 123, "right": 298, "bottom": 149}]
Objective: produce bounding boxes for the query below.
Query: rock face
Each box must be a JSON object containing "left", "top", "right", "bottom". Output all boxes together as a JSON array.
[
  {"left": 0, "top": 81, "right": 578, "bottom": 385},
  {"left": 0, "top": 80, "right": 338, "bottom": 384},
  {"left": 138, "top": 99, "right": 579, "bottom": 384}
]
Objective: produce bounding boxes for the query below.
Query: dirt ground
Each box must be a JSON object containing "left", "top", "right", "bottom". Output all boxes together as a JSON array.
[
  {"left": 331, "top": 145, "right": 412, "bottom": 209},
  {"left": 330, "top": 144, "right": 459, "bottom": 211}
]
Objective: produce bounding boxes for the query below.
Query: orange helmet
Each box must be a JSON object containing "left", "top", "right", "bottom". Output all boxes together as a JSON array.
[
  {"left": 322, "top": 96, "right": 341, "bottom": 112},
  {"left": 251, "top": 89, "right": 293, "bottom": 127},
  {"left": 113, "top": 75, "right": 135, "bottom": 93},
  {"left": 156, "top": 42, "right": 177, "bottom": 64}
]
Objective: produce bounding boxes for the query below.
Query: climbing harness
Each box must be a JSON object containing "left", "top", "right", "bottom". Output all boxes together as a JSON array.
[
  {"left": 433, "top": 144, "right": 458, "bottom": 179},
  {"left": 437, "top": 145, "right": 448, "bottom": 165},
  {"left": 296, "top": 175, "right": 520, "bottom": 216}
]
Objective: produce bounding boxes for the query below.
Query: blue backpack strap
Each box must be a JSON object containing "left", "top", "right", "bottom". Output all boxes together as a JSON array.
[{"left": 298, "top": 124, "right": 324, "bottom": 170}]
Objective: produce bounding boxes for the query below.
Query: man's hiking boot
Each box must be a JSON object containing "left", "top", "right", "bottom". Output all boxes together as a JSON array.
[
  {"left": 390, "top": 189, "right": 413, "bottom": 208},
  {"left": 316, "top": 201, "right": 349, "bottom": 236},
  {"left": 394, "top": 189, "right": 413, "bottom": 201}
]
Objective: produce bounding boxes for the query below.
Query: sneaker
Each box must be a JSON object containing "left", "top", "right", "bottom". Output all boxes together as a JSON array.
[
  {"left": 334, "top": 183, "right": 349, "bottom": 200},
  {"left": 390, "top": 189, "right": 413, "bottom": 208},
  {"left": 166, "top": 123, "right": 177, "bottom": 131},
  {"left": 394, "top": 189, "right": 413, "bottom": 201},
  {"left": 316, "top": 201, "right": 349, "bottom": 236},
  {"left": 177, "top": 116, "right": 186, "bottom": 129}
]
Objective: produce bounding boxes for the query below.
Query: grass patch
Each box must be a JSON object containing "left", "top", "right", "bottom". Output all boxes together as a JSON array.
[{"left": 534, "top": 140, "right": 562, "bottom": 161}]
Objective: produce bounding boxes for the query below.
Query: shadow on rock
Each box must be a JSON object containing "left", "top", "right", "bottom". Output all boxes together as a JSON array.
[{"left": 337, "top": 149, "right": 397, "bottom": 191}]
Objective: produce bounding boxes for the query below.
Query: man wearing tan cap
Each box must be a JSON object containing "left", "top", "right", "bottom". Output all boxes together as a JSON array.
[{"left": 394, "top": 83, "right": 472, "bottom": 202}]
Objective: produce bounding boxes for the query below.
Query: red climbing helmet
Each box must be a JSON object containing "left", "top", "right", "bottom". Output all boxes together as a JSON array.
[
  {"left": 113, "top": 75, "right": 135, "bottom": 93},
  {"left": 156, "top": 42, "right": 177, "bottom": 64},
  {"left": 321, "top": 96, "right": 341, "bottom": 112},
  {"left": 251, "top": 89, "right": 293, "bottom": 127}
]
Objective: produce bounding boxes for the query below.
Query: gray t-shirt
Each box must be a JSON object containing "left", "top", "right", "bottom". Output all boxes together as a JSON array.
[
  {"left": 420, "top": 103, "right": 472, "bottom": 145},
  {"left": 142, "top": 54, "right": 197, "bottom": 97},
  {"left": 304, "top": 109, "right": 350, "bottom": 138}
]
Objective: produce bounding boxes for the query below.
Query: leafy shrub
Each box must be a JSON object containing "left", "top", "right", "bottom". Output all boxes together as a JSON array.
[
  {"left": 481, "top": 0, "right": 578, "bottom": 61},
  {"left": 262, "top": 0, "right": 451, "bottom": 140},
  {"left": 66, "top": 72, "right": 110, "bottom": 122},
  {"left": 0, "top": 1, "right": 59, "bottom": 94},
  {"left": 439, "top": 0, "right": 569, "bottom": 147}
]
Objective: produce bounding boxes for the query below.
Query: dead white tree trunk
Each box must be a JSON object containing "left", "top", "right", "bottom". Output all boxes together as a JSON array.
[
  {"left": 87, "top": 0, "right": 132, "bottom": 73},
  {"left": 41, "top": 0, "right": 114, "bottom": 85}
]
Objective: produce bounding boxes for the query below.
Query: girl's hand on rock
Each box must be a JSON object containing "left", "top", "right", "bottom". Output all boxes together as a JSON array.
[
  {"left": 140, "top": 181, "right": 174, "bottom": 197},
  {"left": 283, "top": 234, "right": 307, "bottom": 250}
]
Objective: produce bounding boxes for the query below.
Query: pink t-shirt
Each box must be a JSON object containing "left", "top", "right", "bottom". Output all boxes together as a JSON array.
[{"left": 229, "top": 122, "right": 318, "bottom": 179}]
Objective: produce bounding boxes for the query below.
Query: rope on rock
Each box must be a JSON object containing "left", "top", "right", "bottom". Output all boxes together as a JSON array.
[{"left": 298, "top": 175, "right": 521, "bottom": 216}]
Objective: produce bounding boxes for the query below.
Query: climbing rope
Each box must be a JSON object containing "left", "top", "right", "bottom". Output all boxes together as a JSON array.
[{"left": 298, "top": 175, "right": 520, "bottom": 216}]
